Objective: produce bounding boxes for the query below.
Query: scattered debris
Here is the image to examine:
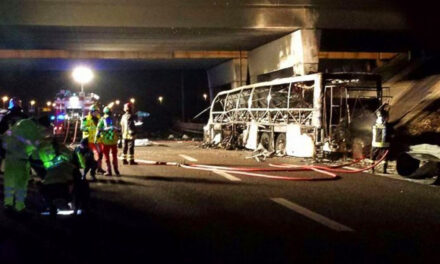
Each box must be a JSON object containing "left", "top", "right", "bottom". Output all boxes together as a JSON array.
[
  {"left": 409, "top": 161, "right": 440, "bottom": 179},
  {"left": 135, "top": 138, "right": 153, "bottom": 147},
  {"left": 407, "top": 144, "right": 440, "bottom": 162},
  {"left": 246, "top": 143, "right": 274, "bottom": 162}
]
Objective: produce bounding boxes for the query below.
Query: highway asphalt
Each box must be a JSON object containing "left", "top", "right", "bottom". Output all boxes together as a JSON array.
[{"left": 1, "top": 141, "right": 439, "bottom": 263}]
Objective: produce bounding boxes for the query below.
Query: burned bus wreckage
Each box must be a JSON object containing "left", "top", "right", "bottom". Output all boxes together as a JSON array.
[{"left": 204, "top": 72, "right": 384, "bottom": 159}]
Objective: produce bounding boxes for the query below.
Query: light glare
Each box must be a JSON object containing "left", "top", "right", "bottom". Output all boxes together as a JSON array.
[{"left": 72, "top": 66, "right": 94, "bottom": 84}]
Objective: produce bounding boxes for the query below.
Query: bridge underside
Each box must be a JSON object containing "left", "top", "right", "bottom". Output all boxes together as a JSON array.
[{"left": 0, "top": 0, "right": 422, "bottom": 87}]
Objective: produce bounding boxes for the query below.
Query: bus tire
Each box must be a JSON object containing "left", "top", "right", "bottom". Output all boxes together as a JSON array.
[
  {"left": 396, "top": 152, "right": 420, "bottom": 177},
  {"left": 259, "top": 132, "right": 274, "bottom": 152},
  {"left": 275, "top": 133, "right": 286, "bottom": 154}
]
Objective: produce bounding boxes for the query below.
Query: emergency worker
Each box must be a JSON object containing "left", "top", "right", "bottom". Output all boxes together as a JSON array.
[
  {"left": 81, "top": 105, "right": 105, "bottom": 174},
  {"left": 37, "top": 138, "right": 75, "bottom": 216},
  {"left": 96, "top": 106, "right": 120, "bottom": 176},
  {"left": 0, "top": 98, "right": 28, "bottom": 172},
  {"left": 2, "top": 116, "right": 50, "bottom": 213},
  {"left": 120, "top": 102, "right": 138, "bottom": 165},
  {"left": 371, "top": 105, "right": 390, "bottom": 174},
  {"left": 74, "top": 138, "right": 97, "bottom": 181},
  {"left": 0, "top": 98, "right": 28, "bottom": 133}
]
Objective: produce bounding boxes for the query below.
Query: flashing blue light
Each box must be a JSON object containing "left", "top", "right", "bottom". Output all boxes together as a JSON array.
[
  {"left": 50, "top": 115, "right": 55, "bottom": 121},
  {"left": 57, "top": 114, "right": 65, "bottom": 120}
]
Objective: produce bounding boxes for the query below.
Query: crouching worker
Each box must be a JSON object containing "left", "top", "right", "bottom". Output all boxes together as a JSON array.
[
  {"left": 2, "top": 117, "right": 50, "bottom": 214},
  {"left": 74, "top": 138, "right": 98, "bottom": 181},
  {"left": 37, "top": 139, "right": 89, "bottom": 216}
]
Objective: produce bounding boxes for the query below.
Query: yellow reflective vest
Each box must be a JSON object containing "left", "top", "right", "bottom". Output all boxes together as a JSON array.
[
  {"left": 81, "top": 114, "right": 101, "bottom": 143},
  {"left": 96, "top": 114, "right": 119, "bottom": 145},
  {"left": 2, "top": 118, "right": 45, "bottom": 159}
]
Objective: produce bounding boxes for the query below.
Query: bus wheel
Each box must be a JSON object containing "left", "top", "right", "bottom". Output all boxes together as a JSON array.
[
  {"left": 396, "top": 152, "right": 420, "bottom": 177},
  {"left": 259, "top": 132, "right": 274, "bottom": 152},
  {"left": 275, "top": 133, "right": 286, "bottom": 154}
]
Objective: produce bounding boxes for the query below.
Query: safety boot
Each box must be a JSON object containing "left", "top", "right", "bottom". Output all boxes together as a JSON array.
[
  {"left": 104, "top": 170, "right": 112, "bottom": 177},
  {"left": 129, "top": 160, "right": 138, "bottom": 165},
  {"left": 97, "top": 168, "right": 106, "bottom": 175},
  {"left": 115, "top": 170, "right": 121, "bottom": 177},
  {"left": 122, "top": 159, "right": 128, "bottom": 165}
]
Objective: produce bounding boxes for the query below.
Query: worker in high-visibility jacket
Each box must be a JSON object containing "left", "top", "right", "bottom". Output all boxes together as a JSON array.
[
  {"left": 96, "top": 106, "right": 120, "bottom": 176},
  {"left": 2, "top": 117, "right": 50, "bottom": 212},
  {"left": 81, "top": 105, "right": 105, "bottom": 174},
  {"left": 120, "top": 102, "right": 138, "bottom": 165},
  {"left": 371, "top": 106, "right": 390, "bottom": 174},
  {"left": 37, "top": 138, "right": 79, "bottom": 216},
  {"left": 0, "top": 98, "right": 28, "bottom": 174}
]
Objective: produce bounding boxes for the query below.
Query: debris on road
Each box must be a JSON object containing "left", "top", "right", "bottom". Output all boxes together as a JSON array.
[
  {"left": 246, "top": 143, "right": 274, "bottom": 162},
  {"left": 135, "top": 138, "right": 153, "bottom": 146}
]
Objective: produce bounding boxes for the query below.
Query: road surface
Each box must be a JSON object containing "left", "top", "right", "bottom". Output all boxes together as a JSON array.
[{"left": 1, "top": 141, "right": 439, "bottom": 263}]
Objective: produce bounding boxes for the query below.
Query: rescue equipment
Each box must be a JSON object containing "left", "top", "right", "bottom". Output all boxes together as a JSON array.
[{"left": 132, "top": 150, "right": 388, "bottom": 182}]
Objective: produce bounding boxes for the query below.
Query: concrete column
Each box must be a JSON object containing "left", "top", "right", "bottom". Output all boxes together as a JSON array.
[
  {"left": 248, "top": 29, "right": 321, "bottom": 82},
  {"left": 207, "top": 57, "right": 248, "bottom": 91}
]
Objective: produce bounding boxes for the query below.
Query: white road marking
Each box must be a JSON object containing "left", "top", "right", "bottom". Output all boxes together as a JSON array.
[
  {"left": 179, "top": 154, "right": 198, "bottom": 162},
  {"left": 213, "top": 170, "right": 242, "bottom": 182},
  {"left": 271, "top": 198, "right": 354, "bottom": 232}
]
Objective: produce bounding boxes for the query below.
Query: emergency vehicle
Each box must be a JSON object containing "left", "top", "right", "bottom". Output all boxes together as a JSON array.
[{"left": 52, "top": 90, "right": 100, "bottom": 142}]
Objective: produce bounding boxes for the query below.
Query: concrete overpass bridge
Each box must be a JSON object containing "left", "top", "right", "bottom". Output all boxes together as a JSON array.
[{"left": 0, "top": 0, "right": 419, "bottom": 93}]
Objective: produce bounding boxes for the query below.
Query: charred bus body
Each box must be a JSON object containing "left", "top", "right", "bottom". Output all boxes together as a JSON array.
[{"left": 204, "top": 72, "right": 383, "bottom": 158}]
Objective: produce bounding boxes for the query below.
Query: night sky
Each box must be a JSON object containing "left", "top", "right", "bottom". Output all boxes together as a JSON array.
[{"left": 0, "top": 59, "right": 212, "bottom": 130}]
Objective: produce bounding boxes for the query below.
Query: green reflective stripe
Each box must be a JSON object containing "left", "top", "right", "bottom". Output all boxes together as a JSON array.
[
  {"left": 15, "top": 201, "right": 25, "bottom": 211},
  {"left": 4, "top": 197, "right": 13, "bottom": 206},
  {"left": 77, "top": 152, "right": 86, "bottom": 168}
]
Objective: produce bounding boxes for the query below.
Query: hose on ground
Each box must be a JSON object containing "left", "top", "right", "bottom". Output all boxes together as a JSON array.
[{"left": 134, "top": 151, "right": 388, "bottom": 182}]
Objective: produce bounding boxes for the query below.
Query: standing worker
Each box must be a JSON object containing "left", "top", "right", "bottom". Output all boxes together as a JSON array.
[
  {"left": 120, "top": 102, "right": 138, "bottom": 165},
  {"left": 2, "top": 117, "right": 50, "bottom": 213},
  {"left": 0, "top": 98, "right": 28, "bottom": 132},
  {"left": 0, "top": 98, "right": 28, "bottom": 173},
  {"left": 96, "top": 106, "right": 120, "bottom": 176},
  {"left": 371, "top": 105, "right": 390, "bottom": 174},
  {"left": 81, "top": 105, "right": 105, "bottom": 174}
]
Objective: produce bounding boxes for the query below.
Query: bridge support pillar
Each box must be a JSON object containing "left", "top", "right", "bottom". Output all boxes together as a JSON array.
[
  {"left": 207, "top": 56, "right": 248, "bottom": 97},
  {"left": 248, "top": 29, "right": 321, "bottom": 83}
]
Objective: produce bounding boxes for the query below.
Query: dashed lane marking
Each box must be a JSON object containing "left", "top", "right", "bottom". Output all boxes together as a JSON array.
[
  {"left": 271, "top": 198, "right": 354, "bottom": 232},
  {"left": 179, "top": 154, "right": 198, "bottom": 162},
  {"left": 213, "top": 170, "right": 242, "bottom": 182}
]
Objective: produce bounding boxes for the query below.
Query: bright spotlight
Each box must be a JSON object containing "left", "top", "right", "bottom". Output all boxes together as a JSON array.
[
  {"left": 158, "top": 96, "right": 163, "bottom": 103},
  {"left": 30, "top": 100, "right": 36, "bottom": 106},
  {"left": 72, "top": 66, "right": 94, "bottom": 85},
  {"left": 130, "top": 98, "right": 135, "bottom": 104}
]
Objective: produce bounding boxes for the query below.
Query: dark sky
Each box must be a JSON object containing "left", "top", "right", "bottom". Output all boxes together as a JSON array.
[{"left": 0, "top": 60, "right": 211, "bottom": 129}]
